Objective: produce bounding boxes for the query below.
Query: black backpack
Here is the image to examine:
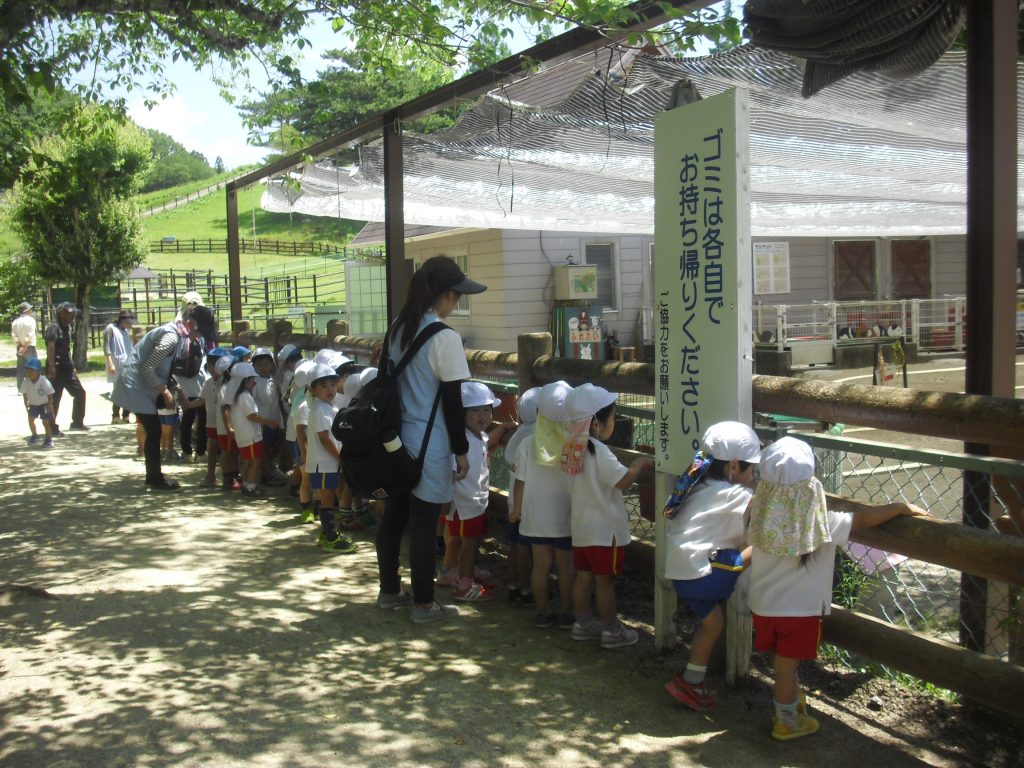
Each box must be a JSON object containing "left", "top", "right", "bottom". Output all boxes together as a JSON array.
[
  {"left": 332, "top": 321, "right": 447, "bottom": 500},
  {"left": 171, "top": 332, "right": 204, "bottom": 378}
]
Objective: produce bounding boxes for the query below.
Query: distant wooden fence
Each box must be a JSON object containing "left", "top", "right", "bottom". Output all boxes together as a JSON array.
[{"left": 149, "top": 238, "right": 347, "bottom": 256}]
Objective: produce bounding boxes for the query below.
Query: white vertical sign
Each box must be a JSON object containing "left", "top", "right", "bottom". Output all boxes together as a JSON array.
[{"left": 653, "top": 89, "right": 753, "bottom": 472}]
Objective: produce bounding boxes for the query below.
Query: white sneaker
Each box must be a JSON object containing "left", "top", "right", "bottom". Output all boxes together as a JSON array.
[
  {"left": 600, "top": 622, "right": 639, "bottom": 649},
  {"left": 571, "top": 620, "right": 604, "bottom": 641},
  {"left": 436, "top": 567, "right": 461, "bottom": 588},
  {"left": 410, "top": 601, "right": 459, "bottom": 624}
]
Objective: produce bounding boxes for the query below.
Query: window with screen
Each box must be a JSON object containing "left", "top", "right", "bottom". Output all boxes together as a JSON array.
[{"left": 584, "top": 242, "right": 616, "bottom": 311}]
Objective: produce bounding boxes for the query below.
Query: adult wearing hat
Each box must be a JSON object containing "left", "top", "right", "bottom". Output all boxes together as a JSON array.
[
  {"left": 45, "top": 301, "right": 88, "bottom": 432},
  {"left": 374, "top": 255, "right": 487, "bottom": 624},
  {"left": 113, "top": 304, "right": 218, "bottom": 491},
  {"left": 11, "top": 301, "right": 37, "bottom": 390},
  {"left": 104, "top": 309, "right": 135, "bottom": 424}
]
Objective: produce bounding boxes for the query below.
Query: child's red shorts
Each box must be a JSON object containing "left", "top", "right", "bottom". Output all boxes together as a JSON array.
[
  {"left": 206, "top": 427, "right": 219, "bottom": 442},
  {"left": 573, "top": 545, "right": 626, "bottom": 576},
  {"left": 218, "top": 434, "right": 236, "bottom": 452},
  {"left": 752, "top": 615, "right": 823, "bottom": 660},
  {"left": 239, "top": 441, "right": 263, "bottom": 461},
  {"left": 446, "top": 509, "right": 486, "bottom": 539}
]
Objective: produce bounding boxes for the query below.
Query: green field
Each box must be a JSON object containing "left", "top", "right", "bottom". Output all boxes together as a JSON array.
[{"left": 1, "top": 176, "right": 368, "bottom": 277}]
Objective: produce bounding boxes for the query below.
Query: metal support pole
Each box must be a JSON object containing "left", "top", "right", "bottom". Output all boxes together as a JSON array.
[
  {"left": 960, "top": 0, "right": 1019, "bottom": 653},
  {"left": 226, "top": 187, "right": 242, "bottom": 323},
  {"left": 383, "top": 111, "right": 408, "bottom": 325}
]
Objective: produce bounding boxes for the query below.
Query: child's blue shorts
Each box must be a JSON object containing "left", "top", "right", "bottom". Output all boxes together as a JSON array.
[
  {"left": 672, "top": 549, "right": 744, "bottom": 619},
  {"left": 159, "top": 414, "right": 180, "bottom": 426},
  {"left": 287, "top": 439, "right": 300, "bottom": 462},
  {"left": 309, "top": 471, "right": 339, "bottom": 491},
  {"left": 27, "top": 404, "right": 50, "bottom": 420}
]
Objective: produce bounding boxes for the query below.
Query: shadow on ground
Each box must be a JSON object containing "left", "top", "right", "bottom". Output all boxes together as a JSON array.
[{"left": 0, "top": 381, "right": 1006, "bottom": 768}]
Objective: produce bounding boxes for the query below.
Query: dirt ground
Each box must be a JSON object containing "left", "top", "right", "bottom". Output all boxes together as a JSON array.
[{"left": 0, "top": 360, "right": 1021, "bottom": 768}]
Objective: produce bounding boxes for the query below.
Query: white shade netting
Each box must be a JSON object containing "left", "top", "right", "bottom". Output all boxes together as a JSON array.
[{"left": 261, "top": 44, "right": 1024, "bottom": 237}]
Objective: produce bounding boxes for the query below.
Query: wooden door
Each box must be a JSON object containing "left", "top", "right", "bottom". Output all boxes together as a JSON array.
[
  {"left": 891, "top": 240, "right": 931, "bottom": 299},
  {"left": 834, "top": 240, "right": 876, "bottom": 300}
]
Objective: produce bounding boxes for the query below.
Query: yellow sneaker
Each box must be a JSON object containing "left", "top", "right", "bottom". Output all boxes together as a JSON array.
[{"left": 771, "top": 713, "right": 819, "bottom": 742}]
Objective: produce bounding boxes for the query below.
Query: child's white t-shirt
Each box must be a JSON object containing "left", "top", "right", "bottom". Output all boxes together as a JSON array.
[
  {"left": 230, "top": 390, "right": 262, "bottom": 448},
  {"left": 517, "top": 437, "right": 572, "bottom": 538},
  {"left": 20, "top": 375, "right": 54, "bottom": 406},
  {"left": 451, "top": 429, "right": 489, "bottom": 521},
  {"left": 216, "top": 381, "right": 230, "bottom": 435},
  {"left": 663, "top": 479, "right": 753, "bottom": 581},
  {"left": 253, "top": 375, "right": 279, "bottom": 428},
  {"left": 305, "top": 398, "right": 339, "bottom": 473},
  {"left": 285, "top": 390, "right": 306, "bottom": 442},
  {"left": 505, "top": 422, "right": 535, "bottom": 513},
  {"left": 201, "top": 377, "right": 220, "bottom": 424},
  {"left": 748, "top": 510, "right": 853, "bottom": 617},
  {"left": 569, "top": 438, "right": 630, "bottom": 547}
]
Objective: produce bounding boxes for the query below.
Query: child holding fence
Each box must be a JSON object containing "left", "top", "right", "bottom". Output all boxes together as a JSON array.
[
  {"left": 515, "top": 380, "right": 575, "bottom": 628},
  {"left": 747, "top": 436, "right": 927, "bottom": 741},
  {"left": 565, "top": 383, "right": 652, "bottom": 649},
  {"left": 662, "top": 421, "right": 761, "bottom": 711},
  {"left": 215, "top": 356, "right": 241, "bottom": 491}
]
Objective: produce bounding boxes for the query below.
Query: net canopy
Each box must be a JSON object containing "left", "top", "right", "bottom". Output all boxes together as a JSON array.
[{"left": 262, "top": 44, "right": 1024, "bottom": 238}]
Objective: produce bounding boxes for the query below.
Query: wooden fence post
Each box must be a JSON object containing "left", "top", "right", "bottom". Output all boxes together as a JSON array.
[{"left": 517, "top": 332, "right": 552, "bottom": 393}]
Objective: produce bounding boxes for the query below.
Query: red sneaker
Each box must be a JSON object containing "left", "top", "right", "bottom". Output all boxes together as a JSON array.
[{"left": 665, "top": 678, "right": 715, "bottom": 711}]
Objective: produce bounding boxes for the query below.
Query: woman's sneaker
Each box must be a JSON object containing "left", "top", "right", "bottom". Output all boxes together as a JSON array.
[
  {"left": 376, "top": 590, "right": 413, "bottom": 609},
  {"left": 600, "top": 622, "right": 639, "bottom": 649},
  {"left": 410, "top": 601, "right": 459, "bottom": 624},
  {"left": 534, "top": 610, "right": 557, "bottom": 628}
]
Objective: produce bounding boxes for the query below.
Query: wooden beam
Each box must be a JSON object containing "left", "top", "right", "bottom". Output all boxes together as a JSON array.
[
  {"left": 383, "top": 112, "right": 407, "bottom": 326},
  {"left": 226, "top": 188, "right": 242, "bottom": 323},
  {"left": 823, "top": 606, "right": 1024, "bottom": 719},
  {"left": 828, "top": 495, "right": 1024, "bottom": 587}
]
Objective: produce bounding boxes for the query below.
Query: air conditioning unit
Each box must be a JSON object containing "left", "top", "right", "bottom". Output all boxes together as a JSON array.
[{"left": 553, "top": 265, "right": 598, "bottom": 301}]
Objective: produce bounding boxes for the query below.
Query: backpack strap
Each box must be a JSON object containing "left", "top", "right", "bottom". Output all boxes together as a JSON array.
[{"left": 389, "top": 321, "right": 450, "bottom": 378}]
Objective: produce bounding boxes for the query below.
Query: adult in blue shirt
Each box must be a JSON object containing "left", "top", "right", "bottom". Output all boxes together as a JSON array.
[{"left": 375, "top": 256, "right": 486, "bottom": 624}]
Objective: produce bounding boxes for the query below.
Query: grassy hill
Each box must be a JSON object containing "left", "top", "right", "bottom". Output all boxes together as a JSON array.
[{"left": 1, "top": 177, "right": 368, "bottom": 276}]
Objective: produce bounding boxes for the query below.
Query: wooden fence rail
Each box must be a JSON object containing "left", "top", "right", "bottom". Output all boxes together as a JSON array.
[{"left": 149, "top": 238, "right": 347, "bottom": 256}]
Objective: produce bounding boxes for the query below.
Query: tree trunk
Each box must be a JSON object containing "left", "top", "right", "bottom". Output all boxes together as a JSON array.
[{"left": 73, "top": 282, "right": 91, "bottom": 372}]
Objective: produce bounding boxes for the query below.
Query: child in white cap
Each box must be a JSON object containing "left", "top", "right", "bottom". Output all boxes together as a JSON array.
[
  {"left": 251, "top": 347, "right": 286, "bottom": 487},
  {"left": 306, "top": 363, "right": 356, "bottom": 554},
  {"left": 513, "top": 380, "right": 575, "bottom": 628},
  {"left": 230, "top": 361, "right": 279, "bottom": 498},
  {"left": 565, "top": 383, "right": 652, "bottom": 648},
  {"left": 217, "top": 356, "right": 242, "bottom": 491},
  {"left": 662, "top": 420, "right": 761, "bottom": 711},
  {"left": 286, "top": 359, "right": 316, "bottom": 520},
  {"left": 748, "top": 436, "right": 927, "bottom": 741},
  {"left": 504, "top": 386, "right": 540, "bottom": 605},
  {"left": 439, "top": 381, "right": 506, "bottom": 602}
]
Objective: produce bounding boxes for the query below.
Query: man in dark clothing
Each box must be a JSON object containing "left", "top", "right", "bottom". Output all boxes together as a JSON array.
[{"left": 45, "top": 302, "right": 88, "bottom": 432}]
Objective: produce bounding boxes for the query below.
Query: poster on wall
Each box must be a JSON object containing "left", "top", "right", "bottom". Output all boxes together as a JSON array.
[
  {"left": 653, "top": 89, "right": 753, "bottom": 473},
  {"left": 753, "top": 241, "right": 791, "bottom": 295}
]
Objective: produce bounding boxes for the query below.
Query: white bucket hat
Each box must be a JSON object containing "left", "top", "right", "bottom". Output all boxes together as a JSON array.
[
  {"left": 462, "top": 381, "right": 500, "bottom": 409},
  {"left": 701, "top": 421, "right": 761, "bottom": 464},
  {"left": 516, "top": 387, "right": 540, "bottom": 424},
  {"left": 564, "top": 383, "right": 617, "bottom": 422}
]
